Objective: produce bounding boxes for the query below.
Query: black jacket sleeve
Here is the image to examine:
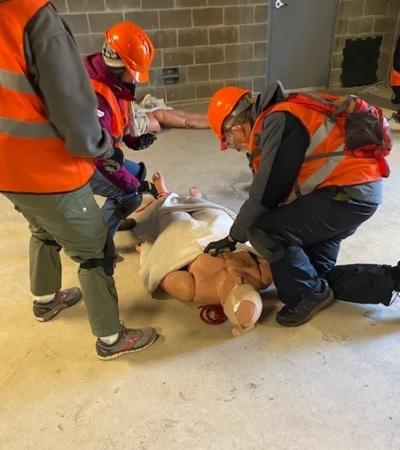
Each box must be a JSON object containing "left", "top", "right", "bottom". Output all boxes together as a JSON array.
[{"left": 230, "top": 111, "right": 309, "bottom": 242}]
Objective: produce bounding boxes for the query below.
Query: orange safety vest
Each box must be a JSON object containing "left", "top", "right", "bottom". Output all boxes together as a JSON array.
[
  {"left": 0, "top": 0, "right": 95, "bottom": 193},
  {"left": 391, "top": 69, "right": 400, "bottom": 89},
  {"left": 248, "top": 101, "right": 382, "bottom": 205},
  {"left": 90, "top": 79, "right": 130, "bottom": 145},
  {"left": 391, "top": 36, "right": 400, "bottom": 95}
]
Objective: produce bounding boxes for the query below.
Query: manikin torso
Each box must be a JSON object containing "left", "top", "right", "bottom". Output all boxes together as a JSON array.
[{"left": 160, "top": 251, "right": 272, "bottom": 305}]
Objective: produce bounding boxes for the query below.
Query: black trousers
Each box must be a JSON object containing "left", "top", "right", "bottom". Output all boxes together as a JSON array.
[
  {"left": 327, "top": 263, "right": 396, "bottom": 306},
  {"left": 248, "top": 187, "right": 378, "bottom": 305}
]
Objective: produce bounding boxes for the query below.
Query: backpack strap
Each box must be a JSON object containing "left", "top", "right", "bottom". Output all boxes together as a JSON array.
[{"left": 330, "top": 95, "right": 358, "bottom": 119}]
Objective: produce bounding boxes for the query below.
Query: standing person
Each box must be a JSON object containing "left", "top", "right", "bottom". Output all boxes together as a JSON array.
[
  {"left": 0, "top": 0, "right": 157, "bottom": 360},
  {"left": 85, "top": 21, "right": 158, "bottom": 235},
  {"left": 204, "top": 83, "right": 389, "bottom": 327}
]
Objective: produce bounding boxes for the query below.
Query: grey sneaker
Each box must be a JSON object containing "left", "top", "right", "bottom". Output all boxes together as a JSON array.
[
  {"left": 33, "top": 287, "right": 82, "bottom": 322},
  {"left": 96, "top": 326, "right": 158, "bottom": 361}
]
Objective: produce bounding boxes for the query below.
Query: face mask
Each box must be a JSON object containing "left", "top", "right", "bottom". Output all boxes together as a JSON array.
[
  {"left": 108, "top": 66, "right": 125, "bottom": 79},
  {"left": 123, "top": 82, "right": 136, "bottom": 95}
]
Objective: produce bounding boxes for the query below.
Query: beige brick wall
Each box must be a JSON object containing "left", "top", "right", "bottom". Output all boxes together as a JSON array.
[
  {"left": 54, "top": 0, "right": 400, "bottom": 102},
  {"left": 329, "top": 0, "right": 400, "bottom": 87},
  {"left": 55, "top": 0, "right": 268, "bottom": 103}
]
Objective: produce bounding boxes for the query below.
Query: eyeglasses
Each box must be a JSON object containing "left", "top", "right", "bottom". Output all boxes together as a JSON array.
[
  {"left": 109, "top": 66, "right": 126, "bottom": 78},
  {"left": 223, "top": 129, "right": 236, "bottom": 149}
]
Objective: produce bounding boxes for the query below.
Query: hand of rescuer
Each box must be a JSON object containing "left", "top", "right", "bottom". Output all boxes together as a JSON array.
[
  {"left": 139, "top": 180, "right": 158, "bottom": 198},
  {"left": 123, "top": 133, "right": 157, "bottom": 150},
  {"left": 204, "top": 235, "right": 237, "bottom": 256},
  {"left": 101, "top": 147, "right": 124, "bottom": 172}
]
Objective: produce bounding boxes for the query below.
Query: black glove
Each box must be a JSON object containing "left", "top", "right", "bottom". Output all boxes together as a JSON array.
[
  {"left": 139, "top": 180, "right": 158, "bottom": 198},
  {"left": 204, "top": 235, "right": 237, "bottom": 256},
  {"left": 123, "top": 133, "right": 157, "bottom": 151},
  {"left": 101, "top": 147, "right": 124, "bottom": 172}
]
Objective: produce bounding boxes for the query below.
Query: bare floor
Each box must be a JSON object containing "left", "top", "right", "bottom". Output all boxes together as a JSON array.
[{"left": 1, "top": 99, "right": 400, "bottom": 450}]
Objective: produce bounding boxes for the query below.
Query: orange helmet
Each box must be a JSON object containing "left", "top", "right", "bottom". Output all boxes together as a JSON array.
[
  {"left": 104, "top": 22, "right": 155, "bottom": 83},
  {"left": 208, "top": 86, "right": 251, "bottom": 150}
]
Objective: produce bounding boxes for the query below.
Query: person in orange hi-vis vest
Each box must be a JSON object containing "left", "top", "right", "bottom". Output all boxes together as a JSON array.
[
  {"left": 391, "top": 36, "right": 400, "bottom": 104},
  {"left": 84, "top": 21, "right": 159, "bottom": 236},
  {"left": 0, "top": 0, "right": 157, "bottom": 360},
  {"left": 204, "top": 82, "right": 385, "bottom": 327}
]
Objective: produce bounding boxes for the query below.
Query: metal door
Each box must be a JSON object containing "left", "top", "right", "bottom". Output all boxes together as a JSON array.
[{"left": 267, "top": 0, "right": 338, "bottom": 90}]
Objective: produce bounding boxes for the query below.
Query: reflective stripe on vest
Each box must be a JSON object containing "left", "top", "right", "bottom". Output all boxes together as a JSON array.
[
  {"left": 248, "top": 100, "right": 381, "bottom": 204},
  {"left": 90, "top": 79, "right": 129, "bottom": 140},
  {"left": 0, "top": 69, "right": 35, "bottom": 93},
  {"left": 0, "top": 0, "right": 95, "bottom": 193},
  {"left": 0, "top": 117, "right": 59, "bottom": 138}
]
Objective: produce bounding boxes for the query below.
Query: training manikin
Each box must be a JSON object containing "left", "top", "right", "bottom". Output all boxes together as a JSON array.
[{"left": 132, "top": 172, "right": 273, "bottom": 336}]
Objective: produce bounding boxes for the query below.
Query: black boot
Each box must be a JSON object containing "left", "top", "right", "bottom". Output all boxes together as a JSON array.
[
  {"left": 389, "top": 262, "right": 400, "bottom": 291},
  {"left": 117, "top": 218, "right": 136, "bottom": 231}
]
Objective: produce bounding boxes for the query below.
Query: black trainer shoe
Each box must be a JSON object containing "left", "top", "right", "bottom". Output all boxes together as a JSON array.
[
  {"left": 96, "top": 326, "right": 158, "bottom": 361},
  {"left": 117, "top": 218, "right": 136, "bottom": 231},
  {"left": 33, "top": 287, "right": 82, "bottom": 322},
  {"left": 276, "top": 285, "right": 335, "bottom": 327},
  {"left": 390, "top": 261, "right": 400, "bottom": 291}
]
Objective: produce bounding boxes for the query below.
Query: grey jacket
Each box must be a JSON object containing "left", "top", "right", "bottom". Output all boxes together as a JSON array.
[{"left": 24, "top": 4, "right": 113, "bottom": 159}]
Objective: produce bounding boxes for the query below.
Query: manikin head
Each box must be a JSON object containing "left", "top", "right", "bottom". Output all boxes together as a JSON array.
[
  {"left": 102, "top": 21, "right": 155, "bottom": 83},
  {"left": 208, "top": 86, "right": 254, "bottom": 152},
  {"left": 222, "top": 284, "right": 263, "bottom": 336}
]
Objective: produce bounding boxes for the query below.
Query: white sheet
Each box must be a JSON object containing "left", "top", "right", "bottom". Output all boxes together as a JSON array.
[{"left": 132, "top": 194, "right": 251, "bottom": 293}]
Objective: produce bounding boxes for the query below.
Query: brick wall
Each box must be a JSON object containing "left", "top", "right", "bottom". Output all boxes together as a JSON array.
[
  {"left": 54, "top": 0, "right": 400, "bottom": 102},
  {"left": 55, "top": 0, "right": 268, "bottom": 104},
  {"left": 329, "top": 0, "right": 400, "bottom": 87}
]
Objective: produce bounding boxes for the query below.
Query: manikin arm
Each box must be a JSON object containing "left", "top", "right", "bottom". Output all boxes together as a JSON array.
[{"left": 160, "top": 271, "right": 195, "bottom": 301}]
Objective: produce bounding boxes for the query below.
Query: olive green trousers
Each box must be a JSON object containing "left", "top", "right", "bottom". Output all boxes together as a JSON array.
[{"left": 4, "top": 184, "right": 122, "bottom": 337}]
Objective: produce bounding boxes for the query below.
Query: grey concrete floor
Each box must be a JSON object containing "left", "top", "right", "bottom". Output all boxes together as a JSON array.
[{"left": 1, "top": 100, "right": 400, "bottom": 450}]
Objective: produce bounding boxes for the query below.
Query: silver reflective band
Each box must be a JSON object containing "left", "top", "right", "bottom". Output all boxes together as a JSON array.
[
  {"left": 0, "top": 117, "right": 60, "bottom": 138},
  {"left": 0, "top": 69, "right": 35, "bottom": 94},
  {"left": 305, "top": 121, "right": 336, "bottom": 157},
  {"left": 285, "top": 144, "right": 345, "bottom": 204}
]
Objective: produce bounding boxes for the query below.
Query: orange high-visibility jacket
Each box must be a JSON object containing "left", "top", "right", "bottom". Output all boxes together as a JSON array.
[
  {"left": 248, "top": 101, "right": 382, "bottom": 205},
  {"left": 391, "top": 36, "right": 400, "bottom": 103},
  {"left": 391, "top": 69, "right": 400, "bottom": 89},
  {"left": 0, "top": 0, "right": 95, "bottom": 193},
  {"left": 90, "top": 79, "right": 129, "bottom": 145}
]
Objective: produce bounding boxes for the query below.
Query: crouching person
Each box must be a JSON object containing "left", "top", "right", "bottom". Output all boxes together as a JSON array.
[{"left": 205, "top": 83, "right": 390, "bottom": 327}]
